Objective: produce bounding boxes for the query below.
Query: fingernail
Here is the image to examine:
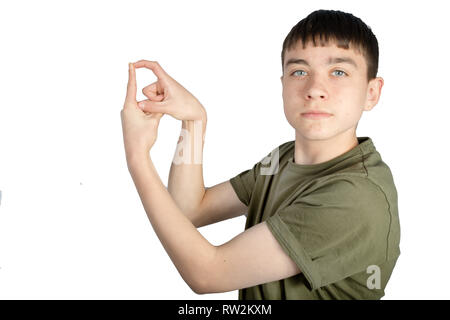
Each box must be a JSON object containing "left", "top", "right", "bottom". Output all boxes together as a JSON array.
[{"left": 138, "top": 102, "right": 145, "bottom": 109}]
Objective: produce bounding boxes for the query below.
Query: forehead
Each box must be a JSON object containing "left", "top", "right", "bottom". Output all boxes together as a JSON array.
[{"left": 284, "top": 39, "right": 366, "bottom": 69}]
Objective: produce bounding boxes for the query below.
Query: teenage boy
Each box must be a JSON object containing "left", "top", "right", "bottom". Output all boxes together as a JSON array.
[{"left": 121, "top": 9, "right": 400, "bottom": 299}]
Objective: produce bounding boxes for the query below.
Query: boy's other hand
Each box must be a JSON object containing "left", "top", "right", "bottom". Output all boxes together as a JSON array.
[{"left": 134, "top": 60, "right": 207, "bottom": 122}]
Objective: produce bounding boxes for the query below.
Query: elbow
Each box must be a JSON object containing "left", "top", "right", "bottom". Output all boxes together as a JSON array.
[
  {"left": 190, "top": 276, "right": 209, "bottom": 295},
  {"left": 192, "top": 279, "right": 227, "bottom": 295},
  {"left": 192, "top": 286, "right": 207, "bottom": 295},
  {"left": 190, "top": 268, "right": 222, "bottom": 295},
  {"left": 190, "top": 246, "right": 217, "bottom": 295}
]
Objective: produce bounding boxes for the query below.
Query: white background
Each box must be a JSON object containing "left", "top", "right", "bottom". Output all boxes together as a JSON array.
[{"left": 0, "top": 0, "right": 448, "bottom": 299}]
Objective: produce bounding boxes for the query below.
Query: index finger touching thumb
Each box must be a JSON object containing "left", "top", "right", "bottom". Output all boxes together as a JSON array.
[{"left": 138, "top": 99, "right": 169, "bottom": 114}]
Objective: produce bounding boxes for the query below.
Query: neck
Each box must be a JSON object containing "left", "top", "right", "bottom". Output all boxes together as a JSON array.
[{"left": 294, "top": 129, "right": 359, "bottom": 165}]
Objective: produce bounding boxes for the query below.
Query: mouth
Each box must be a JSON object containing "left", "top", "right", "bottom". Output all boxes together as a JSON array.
[{"left": 301, "top": 112, "right": 333, "bottom": 119}]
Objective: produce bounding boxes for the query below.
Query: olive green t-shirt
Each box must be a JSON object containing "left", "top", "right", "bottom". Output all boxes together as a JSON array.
[{"left": 229, "top": 137, "right": 401, "bottom": 300}]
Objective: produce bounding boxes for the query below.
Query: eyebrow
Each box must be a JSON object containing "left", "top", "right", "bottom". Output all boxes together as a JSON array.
[{"left": 285, "top": 57, "right": 358, "bottom": 69}]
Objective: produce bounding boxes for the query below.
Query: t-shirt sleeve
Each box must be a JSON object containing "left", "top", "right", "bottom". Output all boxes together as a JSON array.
[
  {"left": 229, "top": 160, "right": 262, "bottom": 207},
  {"left": 229, "top": 146, "right": 277, "bottom": 206},
  {"left": 266, "top": 176, "right": 392, "bottom": 291},
  {"left": 229, "top": 144, "right": 284, "bottom": 207}
]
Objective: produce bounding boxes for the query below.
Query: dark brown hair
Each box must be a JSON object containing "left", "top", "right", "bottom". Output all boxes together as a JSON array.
[{"left": 281, "top": 9, "right": 379, "bottom": 81}]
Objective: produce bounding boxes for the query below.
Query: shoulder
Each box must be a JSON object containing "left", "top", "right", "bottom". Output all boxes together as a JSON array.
[
  {"left": 301, "top": 174, "right": 382, "bottom": 195},
  {"left": 297, "top": 175, "right": 390, "bottom": 219}
]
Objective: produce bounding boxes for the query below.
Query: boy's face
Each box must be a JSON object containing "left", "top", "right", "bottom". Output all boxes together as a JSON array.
[{"left": 280, "top": 40, "right": 383, "bottom": 141}]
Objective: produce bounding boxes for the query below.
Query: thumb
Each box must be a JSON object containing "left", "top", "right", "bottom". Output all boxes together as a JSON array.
[{"left": 137, "top": 99, "right": 169, "bottom": 114}]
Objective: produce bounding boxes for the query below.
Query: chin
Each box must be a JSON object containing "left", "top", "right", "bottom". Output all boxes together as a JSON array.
[
  {"left": 297, "top": 131, "right": 334, "bottom": 141},
  {"left": 288, "top": 119, "right": 334, "bottom": 141}
]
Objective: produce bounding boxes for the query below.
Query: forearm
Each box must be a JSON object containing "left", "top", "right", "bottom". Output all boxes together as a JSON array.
[
  {"left": 127, "top": 153, "right": 215, "bottom": 292},
  {"left": 168, "top": 117, "right": 207, "bottom": 218}
]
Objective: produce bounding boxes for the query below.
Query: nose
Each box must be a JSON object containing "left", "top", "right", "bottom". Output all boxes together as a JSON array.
[{"left": 304, "top": 77, "right": 328, "bottom": 101}]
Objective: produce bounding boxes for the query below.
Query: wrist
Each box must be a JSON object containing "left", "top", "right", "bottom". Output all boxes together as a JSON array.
[
  {"left": 182, "top": 106, "right": 207, "bottom": 125},
  {"left": 126, "top": 150, "right": 150, "bottom": 169}
]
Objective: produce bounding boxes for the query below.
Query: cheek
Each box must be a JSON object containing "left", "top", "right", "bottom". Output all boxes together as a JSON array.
[
  {"left": 282, "top": 83, "right": 293, "bottom": 101},
  {"left": 340, "top": 106, "right": 364, "bottom": 128},
  {"left": 336, "top": 86, "right": 365, "bottom": 111},
  {"left": 282, "top": 84, "right": 305, "bottom": 110},
  {"left": 282, "top": 80, "right": 302, "bottom": 95},
  {"left": 282, "top": 104, "right": 296, "bottom": 123},
  {"left": 282, "top": 86, "right": 300, "bottom": 108}
]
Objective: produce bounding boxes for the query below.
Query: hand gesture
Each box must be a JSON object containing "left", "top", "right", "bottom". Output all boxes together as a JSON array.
[
  {"left": 134, "top": 60, "right": 207, "bottom": 122},
  {"left": 121, "top": 63, "right": 164, "bottom": 158}
]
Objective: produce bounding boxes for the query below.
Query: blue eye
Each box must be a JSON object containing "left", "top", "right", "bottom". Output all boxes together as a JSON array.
[
  {"left": 291, "top": 70, "right": 307, "bottom": 76},
  {"left": 332, "top": 70, "right": 347, "bottom": 77},
  {"left": 290, "top": 70, "right": 347, "bottom": 77}
]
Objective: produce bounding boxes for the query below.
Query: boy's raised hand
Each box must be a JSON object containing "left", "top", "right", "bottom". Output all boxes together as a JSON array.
[
  {"left": 134, "top": 60, "right": 207, "bottom": 122},
  {"left": 121, "top": 63, "right": 164, "bottom": 158}
]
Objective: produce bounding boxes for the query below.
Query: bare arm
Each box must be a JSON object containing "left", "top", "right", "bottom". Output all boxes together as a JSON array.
[
  {"left": 192, "top": 180, "right": 247, "bottom": 228},
  {"left": 127, "top": 60, "right": 297, "bottom": 295},
  {"left": 168, "top": 118, "right": 207, "bottom": 221},
  {"left": 168, "top": 118, "right": 247, "bottom": 228}
]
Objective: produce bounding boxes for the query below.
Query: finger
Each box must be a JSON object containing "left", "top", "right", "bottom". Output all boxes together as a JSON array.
[
  {"left": 142, "top": 82, "right": 164, "bottom": 101},
  {"left": 137, "top": 99, "right": 170, "bottom": 114},
  {"left": 134, "top": 60, "right": 169, "bottom": 83},
  {"left": 125, "top": 63, "right": 137, "bottom": 105}
]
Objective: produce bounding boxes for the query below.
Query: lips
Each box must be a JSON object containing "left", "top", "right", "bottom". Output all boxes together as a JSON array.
[
  {"left": 301, "top": 110, "right": 332, "bottom": 115},
  {"left": 301, "top": 111, "right": 333, "bottom": 119}
]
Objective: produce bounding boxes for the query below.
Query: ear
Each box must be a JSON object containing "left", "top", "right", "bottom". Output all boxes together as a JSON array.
[{"left": 364, "top": 77, "right": 384, "bottom": 111}]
